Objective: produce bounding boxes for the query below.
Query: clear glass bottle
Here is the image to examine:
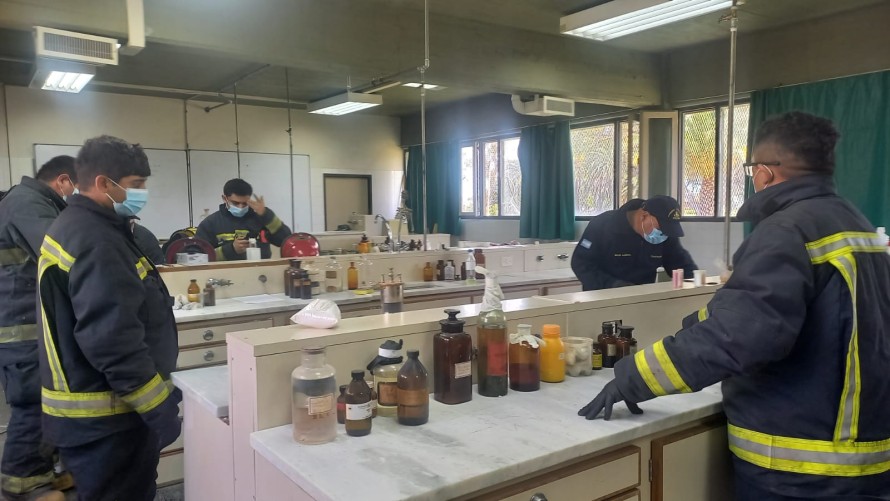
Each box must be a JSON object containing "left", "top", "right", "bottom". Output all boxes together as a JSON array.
[
  {"left": 465, "top": 250, "right": 476, "bottom": 284},
  {"left": 357, "top": 255, "right": 372, "bottom": 292},
  {"left": 325, "top": 257, "right": 343, "bottom": 293},
  {"left": 397, "top": 350, "right": 429, "bottom": 426},
  {"left": 509, "top": 324, "right": 540, "bottom": 392},
  {"left": 367, "top": 339, "right": 404, "bottom": 418},
  {"left": 434, "top": 309, "right": 473, "bottom": 404},
  {"left": 444, "top": 261, "right": 456, "bottom": 281},
  {"left": 345, "top": 370, "right": 372, "bottom": 437},
  {"left": 347, "top": 262, "right": 359, "bottom": 290},
  {"left": 303, "top": 260, "right": 321, "bottom": 296},
  {"left": 291, "top": 347, "right": 337, "bottom": 444}
]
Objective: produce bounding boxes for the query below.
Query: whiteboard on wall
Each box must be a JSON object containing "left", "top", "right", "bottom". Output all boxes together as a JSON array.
[
  {"left": 189, "top": 150, "right": 311, "bottom": 233},
  {"left": 34, "top": 144, "right": 190, "bottom": 239}
]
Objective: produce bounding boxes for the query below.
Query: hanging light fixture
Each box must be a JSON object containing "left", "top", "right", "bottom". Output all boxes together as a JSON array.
[
  {"left": 561, "top": 0, "right": 732, "bottom": 41},
  {"left": 307, "top": 91, "right": 382, "bottom": 115}
]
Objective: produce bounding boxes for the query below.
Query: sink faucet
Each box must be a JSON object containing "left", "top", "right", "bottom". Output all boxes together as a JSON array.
[
  {"left": 207, "top": 278, "right": 233, "bottom": 287},
  {"left": 375, "top": 214, "right": 396, "bottom": 253}
]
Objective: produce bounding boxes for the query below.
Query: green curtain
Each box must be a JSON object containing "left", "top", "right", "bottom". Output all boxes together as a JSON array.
[
  {"left": 406, "top": 141, "right": 462, "bottom": 236},
  {"left": 517, "top": 122, "right": 576, "bottom": 240},
  {"left": 749, "top": 71, "right": 890, "bottom": 226}
]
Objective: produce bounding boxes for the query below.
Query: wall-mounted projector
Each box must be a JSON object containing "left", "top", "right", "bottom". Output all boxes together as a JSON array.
[{"left": 511, "top": 94, "right": 576, "bottom": 117}]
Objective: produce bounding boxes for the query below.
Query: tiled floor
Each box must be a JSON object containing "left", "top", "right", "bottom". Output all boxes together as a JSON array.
[{"left": 0, "top": 387, "right": 184, "bottom": 501}]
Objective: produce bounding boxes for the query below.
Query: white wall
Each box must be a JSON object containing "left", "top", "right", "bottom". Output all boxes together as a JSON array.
[{"left": 0, "top": 86, "right": 403, "bottom": 231}]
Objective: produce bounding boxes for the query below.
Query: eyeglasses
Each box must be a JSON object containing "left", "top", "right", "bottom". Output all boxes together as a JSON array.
[{"left": 742, "top": 161, "right": 781, "bottom": 177}]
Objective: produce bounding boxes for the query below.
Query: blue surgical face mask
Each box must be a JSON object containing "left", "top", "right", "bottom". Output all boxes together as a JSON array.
[
  {"left": 227, "top": 203, "right": 249, "bottom": 218},
  {"left": 106, "top": 178, "right": 148, "bottom": 217},
  {"left": 642, "top": 216, "right": 668, "bottom": 245}
]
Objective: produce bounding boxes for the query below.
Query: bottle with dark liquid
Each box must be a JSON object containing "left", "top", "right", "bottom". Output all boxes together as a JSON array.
[
  {"left": 300, "top": 270, "right": 312, "bottom": 300},
  {"left": 477, "top": 270, "right": 507, "bottom": 397},
  {"left": 291, "top": 347, "right": 337, "bottom": 444},
  {"left": 433, "top": 309, "right": 473, "bottom": 405},
  {"left": 347, "top": 262, "right": 359, "bottom": 290},
  {"left": 423, "top": 262, "right": 435, "bottom": 282},
  {"left": 615, "top": 325, "right": 638, "bottom": 360},
  {"left": 436, "top": 260, "right": 445, "bottom": 281},
  {"left": 473, "top": 249, "right": 486, "bottom": 279},
  {"left": 397, "top": 350, "right": 429, "bottom": 426},
  {"left": 284, "top": 260, "right": 301, "bottom": 297},
  {"left": 187, "top": 279, "right": 201, "bottom": 303},
  {"left": 345, "top": 370, "right": 372, "bottom": 437},
  {"left": 336, "top": 385, "right": 347, "bottom": 424},
  {"left": 509, "top": 324, "right": 540, "bottom": 392},
  {"left": 598, "top": 321, "right": 620, "bottom": 368}
]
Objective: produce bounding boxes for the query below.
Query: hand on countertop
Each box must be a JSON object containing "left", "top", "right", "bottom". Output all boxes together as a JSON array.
[{"left": 578, "top": 380, "right": 643, "bottom": 420}]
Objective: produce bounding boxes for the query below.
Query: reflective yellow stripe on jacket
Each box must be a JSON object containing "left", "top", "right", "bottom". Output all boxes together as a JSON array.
[
  {"left": 38, "top": 237, "right": 74, "bottom": 392},
  {"left": 42, "top": 374, "right": 172, "bottom": 418},
  {"left": 634, "top": 339, "right": 692, "bottom": 396},
  {"left": 697, "top": 307, "right": 709, "bottom": 322},
  {"left": 806, "top": 232, "right": 885, "bottom": 443},
  {"left": 728, "top": 424, "right": 890, "bottom": 477}
]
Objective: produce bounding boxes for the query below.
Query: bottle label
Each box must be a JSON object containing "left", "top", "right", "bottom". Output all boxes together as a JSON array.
[
  {"left": 397, "top": 388, "right": 429, "bottom": 406},
  {"left": 454, "top": 361, "right": 472, "bottom": 379},
  {"left": 487, "top": 342, "right": 508, "bottom": 376},
  {"left": 558, "top": 352, "right": 565, "bottom": 360},
  {"left": 308, "top": 394, "right": 333, "bottom": 416},
  {"left": 346, "top": 402, "right": 372, "bottom": 420},
  {"left": 378, "top": 382, "right": 398, "bottom": 406},
  {"left": 592, "top": 353, "right": 603, "bottom": 369},
  {"left": 607, "top": 344, "right": 618, "bottom": 356}
]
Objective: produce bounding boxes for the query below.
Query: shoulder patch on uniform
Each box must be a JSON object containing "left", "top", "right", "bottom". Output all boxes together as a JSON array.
[{"left": 580, "top": 239, "right": 592, "bottom": 249}]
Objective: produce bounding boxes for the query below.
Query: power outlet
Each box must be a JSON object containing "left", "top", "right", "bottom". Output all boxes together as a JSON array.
[{"left": 501, "top": 256, "right": 514, "bottom": 267}]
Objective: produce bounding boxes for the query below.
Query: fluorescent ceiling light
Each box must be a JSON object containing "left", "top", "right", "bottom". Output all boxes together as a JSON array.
[
  {"left": 307, "top": 91, "right": 383, "bottom": 115},
  {"left": 30, "top": 60, "right": 97, "bottom": 93},
  {"left": 403, "top": 82, "right": 442, "bottom": 90},
  {"left": 561, "top": 0, "right": 732, "bottom": 41}
]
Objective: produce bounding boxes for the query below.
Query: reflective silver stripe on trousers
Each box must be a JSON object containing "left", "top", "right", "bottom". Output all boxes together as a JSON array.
[
  {"left": 0, "top": 324, "right": 38, "bottom": 343},
  {"left": 728, "top": 433, "right": 890, "bottom": 466}
]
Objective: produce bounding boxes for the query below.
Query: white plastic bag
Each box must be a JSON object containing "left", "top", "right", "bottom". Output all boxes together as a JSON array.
[{"left": 291, "top": 299, "right": 342, "bottom": 329}]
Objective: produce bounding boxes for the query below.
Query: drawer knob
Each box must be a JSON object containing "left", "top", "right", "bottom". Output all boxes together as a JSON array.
[
  {"left": 536, "top": 255, "right": 544, "bottom": 262},
  {"left": 557, "top": 253, "right": 568, "bottom": 260},
  {"left": 203, "top": 350, "right": 215, "bottom": 361},
  {"left": 203, "top": 329, "right": 215, "bottom": 341},
  {"left": 530, "top": 494, "right": 548, "bottom": 501}
]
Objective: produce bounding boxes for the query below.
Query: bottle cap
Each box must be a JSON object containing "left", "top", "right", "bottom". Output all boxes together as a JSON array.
[
  {"left": 601, "top": 321, "right": 615, "bottom": 336},
  {"left": 351, "top": 369, "right": 365, "bottom": 380},
  {"left": 618, "top": 325, "right": 635, "bottom": 337},
  {"left": 542, "top": 324, "right": 561, "bottom": 338},
  {"left": 440, "top": 309, "right": 465, "bottom": 333},
  {"left": 406, "top": 349, "right": 420, "bottom": 358},
  {"left": 517, "top": 324, "right": 532, "bottom": 335},
  {"left": 339, "top": 385, "right": 347, "bottom": 393}
]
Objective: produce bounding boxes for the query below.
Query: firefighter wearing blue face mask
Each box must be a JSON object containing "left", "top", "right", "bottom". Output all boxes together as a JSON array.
[
  {"left": 571, "top": 195, "right": 697, "bottom": 291},
  {"left": 195, "top": 178, "right": 292, "bottom": 261}
]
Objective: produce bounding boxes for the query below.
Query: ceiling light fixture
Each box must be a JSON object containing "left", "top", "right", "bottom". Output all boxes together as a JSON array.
[
  {"left": 560, "top": 0, "right": 732, "bottom": 41},
  {"left": 30, "top": 60, "right": 97, "bottom": 93},
  {"left": 307, "top": 91, "right": 382, "bottom": 116},
  {"left": 403, "top": 82, "right": 441, "bottom": 90}
]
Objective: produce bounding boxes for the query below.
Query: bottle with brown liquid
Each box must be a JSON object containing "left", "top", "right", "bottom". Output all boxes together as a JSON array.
[
  {"left": 397, "top": 350, "right": 429, "bottom": 426},
  {"left": 369, "top": 384, "right": 378, "bottom": 418},
  {"left": 345, "top": 370, "right": 372, "bottom": 437},
  {"left": 599, "top": 321, "right": 621, "bottom": 368},
  {"left": 473, "top": 249, "right": 486, "bottom": 279},
  {"left": 291, "top": 347, "right": 337, "bottom": 444},
  {"left": 433, "top": 309, "right": 473, "bottom": 405},
  {"left": 615, "top": 325, "right": 638, "bottom": 360},
  {"left": 477, "top": 269, "right": 507, "bottom": 397},
  {"left": 347, "top": 262, "right": 359, "bottom": 290},
  {"left": 591, "top": 343, "right": 603, "bottom": 371},
  {"left": 284, "top": 260, "right": 301, "bottom": 297},
  {"left": 509, "top": 324, "right": 540, "bottom": 392},
  {"left": 423, "top": 262, "right": 435, "bottom": 282},
  {"left": 187, "top": 279, "right": 201, "bottom": 303},
  {"left": 436, "top": 260, "right": 445, "bottom": 281},
  {"left": 336, "top": 385, "right": 347, "bottom": 424},
  {"left": 367, "top": 339, "right": 403, "bottom": 417}
]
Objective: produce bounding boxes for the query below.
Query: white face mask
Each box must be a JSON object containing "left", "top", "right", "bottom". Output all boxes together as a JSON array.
[{"left": 753, "top": 165, "right": 774, "bottom": 193}]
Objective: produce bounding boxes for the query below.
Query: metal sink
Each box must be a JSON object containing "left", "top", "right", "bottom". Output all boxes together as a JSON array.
[{"left": 403, "top": 283, "right": 443, "bottom": 291}]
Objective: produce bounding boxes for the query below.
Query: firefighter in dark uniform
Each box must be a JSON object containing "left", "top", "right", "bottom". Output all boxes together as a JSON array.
[
  {"left": 580, "top": 112, "right": 890, "bottom": 500},
  {"left": 196, "top": 178, "right": 292, "bottom": 261},
  {"left": 0, "top": 156, "right": 77, "bottom": 501},
  {"left": 571, "top": 195, "right": 697, "bottom": 290},
  {"left": 37, "top": 136, "right": 181, "bottom": 500}
]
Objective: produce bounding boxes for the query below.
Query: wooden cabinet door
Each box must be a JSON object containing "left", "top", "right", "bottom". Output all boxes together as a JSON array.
[{"left": 650, "top": 418, "right": 733, "bottom": 501}]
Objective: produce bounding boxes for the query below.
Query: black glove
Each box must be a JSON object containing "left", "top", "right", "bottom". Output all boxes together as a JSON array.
[
  {"left": 142, "top": 388, "right": 183, "bottom": 451},
  {"left": 578, "top": 380, "right": 644, "bottom": 420}
]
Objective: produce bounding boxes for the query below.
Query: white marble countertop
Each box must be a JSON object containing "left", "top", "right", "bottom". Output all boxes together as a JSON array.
[
  {"left": 250, "top": 372, "right": 723, "bottom": 501},
  {"left": 171, "top": 365, "right": 230, "bottom": 418},
  {"left": 173, "top": 268, "right": 579, "bottom": 324}
]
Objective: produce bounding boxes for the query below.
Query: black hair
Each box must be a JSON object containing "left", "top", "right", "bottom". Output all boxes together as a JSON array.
[
  {"left": 754, "top": 111, "right": 840, "bottom": 175},
  {"left": 36, "top": 155, "right": 77, "bottom": 183},
  {"left": 223, "top": 178, "right": 253, "bottom": 197},
  {"left": 75, "top": 135, "right": 151, "bottom": 187}
]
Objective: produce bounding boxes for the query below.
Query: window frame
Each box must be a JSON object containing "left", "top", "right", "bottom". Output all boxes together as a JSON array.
[
  {"left": 459, "top": 134, "right": 522, "bottom": 220},
  {"left": 677, "top": 100, "right": 750, "bottom": 222},
  {"left": 571, "top": 118, "right": 637, "bottom": 221}
]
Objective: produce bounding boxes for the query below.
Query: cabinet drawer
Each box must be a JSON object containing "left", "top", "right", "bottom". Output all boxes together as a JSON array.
[
  {"left": 178, "top": 318, "right": 274, "bottom": 347},
  {"left": 524, "top": 249, "right": 573, "bottom": 272},
  {"left": 177, "top": 345, "right": 227, "bottom": 369},
  {"left": 474, "top": 446, "right": 640, "bottom": 501}
]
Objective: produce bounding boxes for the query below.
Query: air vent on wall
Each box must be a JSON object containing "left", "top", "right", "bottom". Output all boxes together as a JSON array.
[
  {"left": 35, "top": 26, "right": 119, "bottom": 66},
  {"left": 511, "top": 95, "right": 576, "bottom": 117}
]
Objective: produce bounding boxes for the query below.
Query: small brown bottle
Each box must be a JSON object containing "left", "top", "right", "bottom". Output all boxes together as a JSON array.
[
  {"left": 473, "top": 249, "right": 486, "bottom": 279},
  {"left": 347, "top": 262, "right": 359, "bottom": 290},
  {"left": 423, "top": 262, "right": 435, "bottom": 282},
  {"left": 397, "top": 350, "right": 429, "bottom": 426},
  {"left": 187, "top": 279, "right": 201, "bottom": 303},
  {"left": 591, "top": 344, "right": 603, "bottom": 371},
  {"left": 433, "top": 310, "right": 473, "bottom": 405},
  {"left": 616, "top": 325, "right": 638, "bottom": 359},
  {"left": 336, "top": 385, "right": 347, "bottom": 424},
  {"left": 345, "top": 370, "right": 372, "bottom": 437},
  {"left": 598, "top": 321, "right": 620, "bottom": 368},
  {"left": 368, "top": 381, "right": 378, "bottom": 418},
  {"left": 203, "top": 280, "right": 216, "bottom": 307},
  {"left": 436, "top": 260, "right": 446, "bottom": 281}
]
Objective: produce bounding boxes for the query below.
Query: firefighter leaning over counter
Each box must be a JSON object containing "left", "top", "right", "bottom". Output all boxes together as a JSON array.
[
  {"left": 0, "top": 156, "right": 77, "bottom": 501},
  {"left": 579, "top": 112, "right": 890, "bottom": 500},
  {"left": 37, "top": 136, "right": 181, "bottom": 501}
]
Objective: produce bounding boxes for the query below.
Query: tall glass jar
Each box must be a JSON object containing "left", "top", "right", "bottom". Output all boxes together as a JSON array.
[
  {"left": 477, "top": 296, "right": 508, "bottom": 397},
  {"left": 509, "top": 324, "right": 540, "bottom": 392},
  {"left": 433, "top": 309, "right": 473, "bottom": 404},
  {"left": 291, "top": 347, "right": 337, "bottom": 444}
]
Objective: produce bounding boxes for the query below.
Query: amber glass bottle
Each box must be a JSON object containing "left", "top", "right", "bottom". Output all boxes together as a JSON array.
[
  {"left": 598, "top": 321, "right": 620, "bottom": 368},
  {"left": 397, "top": 350, "right": 429, "bottom": 426},
  {"left": 345, "top": 370, "right": 372, "bottom": 437},
  {"left": 423, "top": 262, "right": 435, "bottom": 282},
  {"left": 436, "top": 260, "right": 445, "bottom": 281},
  {"left": 336, "top": 385, "right": 347, "bottom": 424},
  {"left": 615, "top": 325, "right": 638, "bottom": 360},
  {"left": 187, "top": 279, "right": 201, "bottom": 303},
  {"left": 347, "top": 262, "right": 359, "bottom": 290},
  {"left": 509, "top": 324, "right": 540, "bottom": 392},
  {"left": 433, "top": 310, "right": 473, "bottom": 404}
]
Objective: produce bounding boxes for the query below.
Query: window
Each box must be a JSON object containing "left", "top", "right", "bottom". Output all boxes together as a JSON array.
[
  {"left": 571, "top": 119, "right": 640, "bottom": 218},
  {"left": 680, "top": 103, "right": 750, "bottom": 218},
  {"left": 461, "top": 136, "right": 522, "bottom": 217}
]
